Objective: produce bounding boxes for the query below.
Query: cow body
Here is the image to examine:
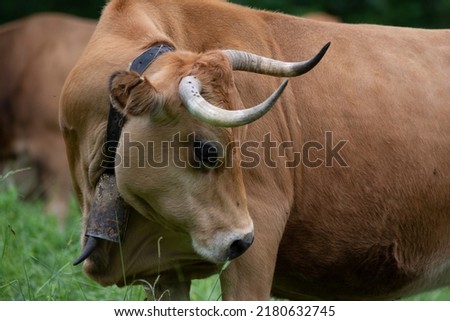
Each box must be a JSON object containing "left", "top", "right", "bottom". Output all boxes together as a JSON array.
[
  {"left": 60, "top": 0, "right": 450, "bottom": 300},
  {"left": 0, "top": 13, "right": 95, "bottom": 221}
]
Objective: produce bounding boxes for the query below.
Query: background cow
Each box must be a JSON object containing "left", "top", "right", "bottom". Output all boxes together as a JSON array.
[
  {"left": 61, "top": 0, "right": 450, "bottom": 300},
  {"left": 0, "top": 13, "right": 95, "bottom": 223}
]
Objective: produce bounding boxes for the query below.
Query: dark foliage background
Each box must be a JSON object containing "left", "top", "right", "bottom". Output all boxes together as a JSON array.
[{"left": 1, "top": 0, "right": 449, "bottom": 28}]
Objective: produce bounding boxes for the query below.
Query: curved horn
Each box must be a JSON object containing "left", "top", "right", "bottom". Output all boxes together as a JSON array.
[
  {"left": 223, "top": 42, "right": 330, "bottom": 77},
  {"left": 73, "top": 236, "right": 98, "bottom": 266},
  {"left": 179, "top": 76, "right": 288, "bottom": 127}
]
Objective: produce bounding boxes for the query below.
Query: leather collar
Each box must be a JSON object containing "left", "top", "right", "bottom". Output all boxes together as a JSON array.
[{"left": 103, "top": 44, "right": 175, "bottom": 173}]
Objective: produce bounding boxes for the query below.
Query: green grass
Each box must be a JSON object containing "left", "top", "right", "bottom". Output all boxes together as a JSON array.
[
  {"left": 0, "top": 183, "right": 221, "bottom": 300},
  {"left": 0, "top": 178, "right": 448, "bottom": 301}
]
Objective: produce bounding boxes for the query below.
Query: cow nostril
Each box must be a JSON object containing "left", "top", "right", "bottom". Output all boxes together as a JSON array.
[{"left": 228, "top": 232, "right": 254, "bottom": 260}]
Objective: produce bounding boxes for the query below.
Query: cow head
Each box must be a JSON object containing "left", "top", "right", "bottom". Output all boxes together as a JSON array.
[
  {"left": 110, "top": 50, "right": 261, "bottom": 264},
  {"left": 76, "top": 44, "right": 330, "bottom": 287}
]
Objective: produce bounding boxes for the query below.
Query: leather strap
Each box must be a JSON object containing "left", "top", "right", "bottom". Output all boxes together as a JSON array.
[
  {"left": 129, "top": 44, "right": 174, "bottom": 74},
  {"left": 103, "top": 44, "right": 175, "bottom": 173}
]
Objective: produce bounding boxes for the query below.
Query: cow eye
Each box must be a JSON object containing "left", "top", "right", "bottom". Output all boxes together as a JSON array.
[{"left": 193, "top": 140, "right": 222, "bottom": 169}]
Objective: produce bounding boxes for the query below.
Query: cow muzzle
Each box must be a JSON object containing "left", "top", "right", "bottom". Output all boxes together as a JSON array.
[
  {"left": 228, "top": 231, "right": 254, "bottom": 260},
  {"left": 73, "top": 173, "right": 129, "bottom": 265},
  {"left": 192, "top": 227, "right": 254, "bottom": 264}
]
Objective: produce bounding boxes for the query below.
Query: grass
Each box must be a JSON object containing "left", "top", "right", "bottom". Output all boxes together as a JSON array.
[
  {"left": 0, "top": 176, "right": 448, "bottom": 301},
  {"left": 0, "top": 179, "right": 221, "bottom": 301}
]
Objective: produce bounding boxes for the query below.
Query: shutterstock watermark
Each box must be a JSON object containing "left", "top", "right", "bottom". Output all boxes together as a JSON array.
[{"left": 101, "top": 131, "right": 349, "bottom": 169}]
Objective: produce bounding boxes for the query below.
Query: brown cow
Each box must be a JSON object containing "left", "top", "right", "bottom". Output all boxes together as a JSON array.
[
  {"left": 303, "top": 12, "right": 341, "bottom": 23},
  {"left": 0, "top": 13, "right": 95, "bottom": 223},
  {"left": 60, "top": 0, "right": 450, "bottom": 300}
]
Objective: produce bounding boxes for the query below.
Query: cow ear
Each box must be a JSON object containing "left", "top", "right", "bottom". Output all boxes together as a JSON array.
[{"left": 109, "top": 71, "right": 164, "bottom": 117}]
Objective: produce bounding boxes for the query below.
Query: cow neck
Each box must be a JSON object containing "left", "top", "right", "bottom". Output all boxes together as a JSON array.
[{"left": 103, "top": 44, "right": 175, "bottom": 174}]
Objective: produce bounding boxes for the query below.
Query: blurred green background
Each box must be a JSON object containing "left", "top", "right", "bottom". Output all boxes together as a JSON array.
[{"left": 1, "top": 0, "right": 450, "bottom": 28}]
